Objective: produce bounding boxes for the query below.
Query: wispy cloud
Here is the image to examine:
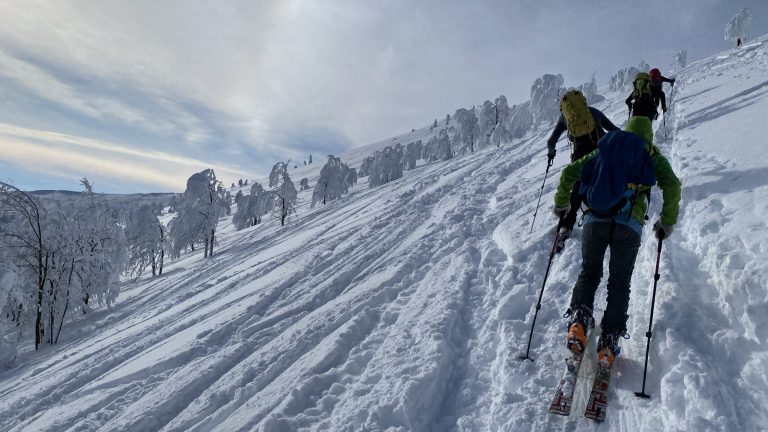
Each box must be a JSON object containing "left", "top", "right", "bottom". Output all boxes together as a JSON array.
[{"left": 0, "top": 123, "right": 254, "bottom": 191}]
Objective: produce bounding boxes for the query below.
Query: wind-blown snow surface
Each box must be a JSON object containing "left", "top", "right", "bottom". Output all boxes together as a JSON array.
[{"left": 2, "top": 39, "right": 768, "bottom": 432}]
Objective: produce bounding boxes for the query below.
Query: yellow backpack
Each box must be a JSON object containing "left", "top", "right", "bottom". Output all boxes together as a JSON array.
[{"left": 560, "top": 90, "right": 595, "bottom": 138}]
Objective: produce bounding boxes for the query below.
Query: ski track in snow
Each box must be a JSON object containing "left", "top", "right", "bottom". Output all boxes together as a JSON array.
[{"left": 2, "top": 38, "right": 768, "bottom": 432}]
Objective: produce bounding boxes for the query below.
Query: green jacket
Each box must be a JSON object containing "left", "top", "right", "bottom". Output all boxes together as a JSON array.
[{"left": 554, "top": 117, "right": 681, "bottom": 227}]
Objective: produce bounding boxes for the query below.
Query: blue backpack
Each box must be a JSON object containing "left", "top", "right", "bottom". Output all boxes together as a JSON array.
[{"left": 579, "top": 131, "right": 656, "bottom": 218}]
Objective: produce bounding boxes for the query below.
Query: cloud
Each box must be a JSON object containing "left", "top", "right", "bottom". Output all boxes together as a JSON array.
[{"left": 0, "top": 123, "right": 255, "bottom": 191}]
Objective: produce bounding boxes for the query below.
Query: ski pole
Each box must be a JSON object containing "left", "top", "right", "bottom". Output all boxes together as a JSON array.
[
  {"left": 529, "top": 161, "right": 552, "bottom": 234},
  {"left": 635, "top": 238, "right": 664, "bottom": 398},
  {"left": 663, "top": 112, "right": 667, "bottom": 139},
  {"left": 520, "top": 216, "right": 564, "bottom": 361}
]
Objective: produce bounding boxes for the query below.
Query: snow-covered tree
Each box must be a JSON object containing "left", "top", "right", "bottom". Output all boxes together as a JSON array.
[
  {"left": 346, "top": 168, "right": 358, "bottom": 188},
  {"left": 675, "top": 50, "right": 688, "bottom": 71},
  {"left": 311, "top": 156, "right": 352, "bottom": 208},
  {"left": 309, "top": 154, "right": 313, "bottom": 164},
  {"left": 424, "top": 129, "right": 452, "bottom": 162},
  {"left": 125, "top": 204, "right": 165, "bottom": 278},
  {"left": 578, "top": 75, "right": 604, "bottom": 104},
  {"left": 445, "top": 113, "right": 451, "bottom": 125},
  {"left": 234, "top": 189, "right": 244, "bottom": 204},
  {"left": 404, "top": 140, "right": 423, "bottom": 170},
  {"left": 273, "top": 173, "right": 297, "bottom": 226},
  {"left": 168, "top": 169, "right": 230, "bottom": 259},
  {"left": 0, "top": 182, "right": 47, "bottom": 351},
  {"left": 452, "top": 107, "right": 479, "bottom": 154},
  {"left": 1, "top": 179, "right": 127, "bottom": 353},
  {"left": 508, "top": 101, "right": 534, "bottom": 139},
  {"left": 530, "top": 74, "right": 566, "bottom": 126},
  {"left": 489, "top": 95, "right": 513, "bottom": 147},
  {"left": 359, "top": 156, "right": 375, "bottom": 177},
  {"left": 269, "top": 162, "right": 288, "bottom": 188},
  {"left": 368, "top": 146, "right": 404, "bottom": 188},
  {"left": 233, "top": 182, "right": 272, "bottom": 230},
  {"left": 725, "top": 8, "right": 752, "bottom": 44},
  {"left": 609, "top": 61, "right": 650, "bottom": 92},
  {"left": 299, "top": 178, "right": 310, "bottom": 191},
  {"left": 477, "top": 100, "right": 499, "bottom": 149}
]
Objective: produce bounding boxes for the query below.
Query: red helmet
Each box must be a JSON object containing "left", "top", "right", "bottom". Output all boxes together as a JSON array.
[{"left": 649, "top": 68, "right": 661, "bottom": 79}]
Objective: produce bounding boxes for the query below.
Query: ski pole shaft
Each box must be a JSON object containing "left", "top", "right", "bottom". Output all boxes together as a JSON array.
[
  {"left": 529, "top": 162, "right": 551, "bottom": 234},
  {"left": 663, "top": 112, "right": 667, "bottom": 139},
  {"left": 520, "top": 217, "right": 564, "bottom": 361},
  {"left": 635, "top": 238, "right": 664, "bottom": 398}
]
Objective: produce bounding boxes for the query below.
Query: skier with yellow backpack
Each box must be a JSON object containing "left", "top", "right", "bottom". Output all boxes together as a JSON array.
[
  {"left": 546, "top": 89, "right": 620, "bottom": 252},
  {"left": 625, "top": 69, "right": 674, "bottom": 121}
]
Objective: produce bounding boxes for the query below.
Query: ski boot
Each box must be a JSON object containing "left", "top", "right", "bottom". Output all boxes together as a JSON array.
[
  {"left": 565, "top": 307, "right": 594, "bottom": 354},
  {"left": 596, "top": 330, "right": 625, "bottom": 368}
]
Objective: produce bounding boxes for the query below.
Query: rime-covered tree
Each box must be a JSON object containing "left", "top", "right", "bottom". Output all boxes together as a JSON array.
[
  {"left": 233, "top": 182, "right": 270, "bottom": 230},
  {"left": 578, "top": 75, "right": 604, "bottom": 104},
  {"left": 0, "top": 182, "right": 48, "bottom": 350},
  {"left": 445, "top": 113, "right": 450, "bottom": 125},
  {"left": 234, "top": 189, "right": 244, "bottom": 204},
  {"left": 609, "top": 61, "right": 650, "bottom": 92},
  {"left": 489, "top": 95, "right": 513, "bottom": 147},
  {"left": 299, "top": 178, "right": 310, "bottom": 191},
  {"left": 359, "top": 156, "right": 374, "bottom": 177},
  {"left": 530, "top": 73, "right": 566, "bottom": 126},
  {"left": 508, "top": 101, "right": 533, "bottom": 139},
  {"left": 125, "top": 204, "right": 166, "bottom": 278},
  {"left": 273, "top": 172, "right": 297, "bottom": 226},
  {"left": 404, "top": 140, "right": 423, "bottom": 170},
  {"left": 368, "top": 146, "right": 404, "bottom": 188},
  {"left": 725, "top": 8, "right": 752, "bottom": 45},
  {"left": 452, "top": 107, "right": 479, "bottom": 154},
  {"left": 477, "top": 100, "right": 499, "bottom": 149},
  {"left": 1, "top": 179, "right": 127, "bottom": 353},
  {"left": 168, "top": 169, "right": 230, "bottom": 258},
  {"left": 311, "top": 156, "right": 352, "bottom": 208},
  {"left": 675, "top": 50, "right": 688, "bottom": 71},
  {"left": 424, "top": 129, "right": 452, "bottom": 162},
  {"left": 269, "top": 162, "right": 288, "bottom": 188}
]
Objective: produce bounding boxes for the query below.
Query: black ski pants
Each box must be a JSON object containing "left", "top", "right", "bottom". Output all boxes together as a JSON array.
[{"left": 569, "top": 221, "right": 641, "bottom": 335}]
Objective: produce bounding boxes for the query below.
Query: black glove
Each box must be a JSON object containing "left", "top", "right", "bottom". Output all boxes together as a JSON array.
[
  {"left": 547, "top": 150, "right": 556, "bottom": 166},
  {"left": 670, "top": 78, "right": 676, "bottom": 87},
  {"left": 553, "top": 204, "right": 570, "bottom": 219},
  {"left": 653, "top": 219, "right": 673, "bottom": 240},
  {"left": 662, "top": 106, "right": 668, "bottom": 113}
]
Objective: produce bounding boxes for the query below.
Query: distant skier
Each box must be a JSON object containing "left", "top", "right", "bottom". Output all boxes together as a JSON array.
[
  {"left": 625, "top": 69, "right": 673, "bottom": 121},
  {"left": 552, "top": 116, "right": 681, "bottom": 368},
  {"left": 737, "top": 37, "right": 742, "bottom": 47},
  {"left": 546, "top": 89, "right": 620, "bottom": 252}
]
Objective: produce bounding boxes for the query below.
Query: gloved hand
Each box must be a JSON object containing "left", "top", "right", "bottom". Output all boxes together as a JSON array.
[
  {"left": 662, "top": 106, "right": 668, "bottom": 113},
  {"left": 553, "top": 204, "right": 570, "bottom": 219},
  {"left": 653, "top": 219, "right": 673, "bottom": 240},
  {"left": 670, "top": 78, "right": 676, "bottom": 87},
  {"left": 547, "top": 150, "right": 556, "bottom": 166}
]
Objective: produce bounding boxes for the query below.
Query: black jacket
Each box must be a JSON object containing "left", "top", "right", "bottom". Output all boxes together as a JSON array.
[{"left": 547, "top": 107, "right": 620, "bottom": 161}]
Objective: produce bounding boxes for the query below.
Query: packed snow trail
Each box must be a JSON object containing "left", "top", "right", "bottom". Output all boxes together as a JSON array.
[{"left": 1, "top": 38, "right": 768, "bottom": 431}]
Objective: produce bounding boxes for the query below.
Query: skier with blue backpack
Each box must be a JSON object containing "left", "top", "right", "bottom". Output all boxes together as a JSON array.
[{"left": 552, "top": 116, "right": 681, "bottom": 369}]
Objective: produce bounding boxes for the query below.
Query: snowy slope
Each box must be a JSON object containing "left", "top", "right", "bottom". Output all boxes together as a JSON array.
[{"left": 2, "top": 37, "right": 768, "bottom": 432}]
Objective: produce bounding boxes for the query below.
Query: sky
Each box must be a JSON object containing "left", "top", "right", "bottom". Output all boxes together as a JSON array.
[{"left": 1, "top": 0, "right": 766, "bottom": 193}]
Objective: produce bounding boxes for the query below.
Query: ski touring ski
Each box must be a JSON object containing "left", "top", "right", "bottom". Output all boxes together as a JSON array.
[
  {"left": 548, "top": 351, "right": 584, "bottom": 416},
  {"left": 584, "top": 362, "right": 612, "bottom": 422}
]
